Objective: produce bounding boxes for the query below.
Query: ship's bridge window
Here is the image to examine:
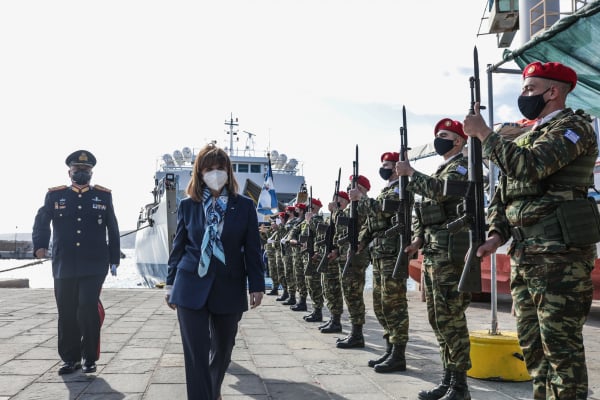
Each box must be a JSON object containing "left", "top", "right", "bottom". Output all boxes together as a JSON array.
[
  {"left": 238, "top": 164, "right": 249, "bottom": 173},
  {"left": 250, "top": 164, "right": 261, "bottom": 173}
]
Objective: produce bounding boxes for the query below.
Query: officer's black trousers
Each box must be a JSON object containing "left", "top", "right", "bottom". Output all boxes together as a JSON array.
[{"left": 54, "top": 274, "right": 105, "bottom": 363}]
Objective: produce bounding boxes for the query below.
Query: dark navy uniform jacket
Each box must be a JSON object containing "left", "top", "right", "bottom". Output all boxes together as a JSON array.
[
  {"left": 32, "top": 184, "right": 121, "bottom": 279},
  {"left": 166, "top": 194, "right": 265, "bottom": 313}
]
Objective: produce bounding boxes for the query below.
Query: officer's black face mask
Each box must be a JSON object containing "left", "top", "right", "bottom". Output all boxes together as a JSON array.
[
  {"left": 379, "top": 167, "right": 393, "bottom": 181},
  {"left": 433, "top": 137, "right": 455, "bottom": 156},
  {"left": 518, "top": 87, "right": 550, "bottom": 120},
  {"left": 72, "top": 170, "right": 92, "bottom": 185},
  {"left": 293, "top": 211, "right": 299, "bottom": 217}
]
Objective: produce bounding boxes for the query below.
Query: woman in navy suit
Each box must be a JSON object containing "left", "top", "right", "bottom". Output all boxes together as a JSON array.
[{"left": 165, "top": 143, "right": 265, "bottom": 400}]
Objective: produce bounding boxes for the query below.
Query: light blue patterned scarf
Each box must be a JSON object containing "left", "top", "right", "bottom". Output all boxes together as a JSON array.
[{"left": 198, "top": 187, "right": 228, "bottom": 277}]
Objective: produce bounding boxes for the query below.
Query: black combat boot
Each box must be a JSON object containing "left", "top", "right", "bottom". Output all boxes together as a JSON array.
[
  {"left": 290, "top": 296, "right": 307, "bottom": 311},
  {"left": 318, "top": 319, "right": 332, "bottom": 330},
  {"left": 276, "top": 290, "right": 289, "bottom": 302},
  {"left": 368, "top": 335, "right": 392, "bottom": 367},
  {"left": 418, "top": 369, "right": 452, "bottom": 400},
  {"left": 266, "top": 287, "right": 279, "bottom": 296},
  {"left": 303, "top": 307, "right": 323, "bottom": 322},
  {"left": 336, "top": 324, "right": 365, "bottom": 348},
  {"left": 439, "top": 371, "right": 470, "bottom": 400},
  {"left": 373, "top": 343, "right": 406, "bottom": 373},
  {"left": 282, "top": 294, "right": 296, "bottom": 305},
  {"left": 320, "top": 314, "right": 342, "bottom": 333}
]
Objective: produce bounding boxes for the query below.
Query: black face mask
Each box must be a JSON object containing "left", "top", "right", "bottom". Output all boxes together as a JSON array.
[
  {"left": 433, "top": 137, "right": 455, "bottom": 156},
  {"left": 72, "top": 170, "right": 92, "bottom": 185},
  {"left": 517, "top": 87, "right": 550, "bottom": 120},
  {"left": 293, "top": 211, "right": 299, "bottom": 217},
  {"left": 379, "top": 167, "right": 393, "bottom": 181}
]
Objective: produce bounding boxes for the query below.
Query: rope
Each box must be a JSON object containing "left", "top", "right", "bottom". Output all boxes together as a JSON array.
[{"left": 0, "top": 258, "right": 49, "bottom": 274}]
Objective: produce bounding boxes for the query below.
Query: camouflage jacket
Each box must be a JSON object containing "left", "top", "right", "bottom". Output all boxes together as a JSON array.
[
  {"left": 485, "top": 108, "right": 598, "bottom": 263},
  {"left": 408, "top": 154, "right": 469, "bottom": 264}
]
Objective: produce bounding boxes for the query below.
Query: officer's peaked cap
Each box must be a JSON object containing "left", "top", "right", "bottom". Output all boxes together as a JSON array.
[{"left": 66, "top": 150, "right": 96, "bottom": 167}]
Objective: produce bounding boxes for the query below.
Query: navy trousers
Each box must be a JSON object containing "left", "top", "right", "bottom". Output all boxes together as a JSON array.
[{"left": 177, "top": 305, "right": 242, "bottom": 400}]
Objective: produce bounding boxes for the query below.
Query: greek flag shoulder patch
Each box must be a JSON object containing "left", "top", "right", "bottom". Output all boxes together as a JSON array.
[
  {"left": 564, "top": 129, "right": 580, "bottom": 144},
  {"left": 456, "top": 165, "right": 468, "bottom": 176}
]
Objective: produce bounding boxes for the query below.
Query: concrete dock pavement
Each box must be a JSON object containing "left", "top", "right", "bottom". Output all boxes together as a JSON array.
[{"left": 0, "top": 288, "right": 598, "bottom": 400}]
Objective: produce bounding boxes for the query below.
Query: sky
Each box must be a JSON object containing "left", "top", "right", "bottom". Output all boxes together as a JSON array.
[{"left": 0, "top": 0, "right": 532, "bottom": 235}]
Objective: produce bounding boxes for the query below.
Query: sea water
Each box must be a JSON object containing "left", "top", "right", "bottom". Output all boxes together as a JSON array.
[{"left": 0, "top": 249, "right": 417, "bottom": 291}]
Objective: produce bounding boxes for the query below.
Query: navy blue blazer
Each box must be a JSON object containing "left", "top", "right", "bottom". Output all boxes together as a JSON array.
[{"left": 166, "top": 193, "right": 265, "bottom": 313}]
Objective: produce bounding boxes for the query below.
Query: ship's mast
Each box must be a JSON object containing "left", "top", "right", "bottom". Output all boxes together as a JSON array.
[{"left": 224, "top": 113, "right": 239, "bottom": 157}]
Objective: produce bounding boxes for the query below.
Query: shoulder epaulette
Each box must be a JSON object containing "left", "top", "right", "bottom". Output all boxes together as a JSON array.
[
  {"left": 93, "top": 184, "right": 112, "bottom": 193},
  {"left": 48, "top": 185, "right": 68, "bottom": 192}
]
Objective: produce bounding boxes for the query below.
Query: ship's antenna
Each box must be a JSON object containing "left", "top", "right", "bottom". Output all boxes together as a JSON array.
[
  {"left": 242, "top": 130, "right": 256, "bottom": 156},
  {"left": 224, "top": 113, "right": 239, "bottom": 157}
]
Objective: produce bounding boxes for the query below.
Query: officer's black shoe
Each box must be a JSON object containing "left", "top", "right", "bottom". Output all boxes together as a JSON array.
[
  {"left": 336, "top": 324, "right": 365, "bottom": 348},
  {"left": 438, "top": 371, "right": 470, "bottom": 400},
  {"left": 374, "top": 344, "right": 406, "bottom": 373},
  {"left": 320, "top": 314, "right": 342, "bottom": 333},
  {"left": 281, "top": 295, "right": 296, "bottom": 305},
  {"left": 276, "top": 291, "right": 289, "bottom": 301},
  {"left": 58, "top": 361, "right": 81, "bottom": 375},
  {"left": 81, "top": 360, "right": 97, "bottom": 373},
  {"left": 290, "top": 296, "right": 307, "bottom": 311},
  {"left": 303, "top": 308, "right": 322, "bottom": 322},
  {"left": 418, "top": 369, "right": 452, "bottom": 400},
  {"left": 368, "top": 335, "right": 392, "bottom": 367},
  {"left": 267, "top": 288, "right": 279, "bottom": 296}
]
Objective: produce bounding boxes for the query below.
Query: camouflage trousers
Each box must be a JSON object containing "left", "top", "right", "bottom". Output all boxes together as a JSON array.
[
  {"left": 340, "top": 250, "right": 370, "bottom": 325},
  {"left": 511, "top": 259, "right": 594, "bottom": 400},
  {"left": 266, "top": 246, "right": 279, "bottom": 288},
  {"left": 283, "top": 251, "right": 296, "bottom": 296},
  {"left": 372, "top": 256, "right": 409, "bottom": 345},
  {"left": 293, "top": 250, "right": 307, "bottom": 297},
  {"left": 321, "top": 255, "right": 344, "bottom": 316},
  {"left": 423, "top": 257, "right": 472, "bottom": 372},
  {"left": 275, "top": 250, "right": 287, "bottom": 291},
  {"left": 304, "top": 254, "right": 324, "bottom": 308}
]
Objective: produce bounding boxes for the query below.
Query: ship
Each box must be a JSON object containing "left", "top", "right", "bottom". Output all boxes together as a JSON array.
[
  {"left": 134, "top": 115, "right": 305, "bottom": 287},
  {"left": 408, "top": 0, "right": 600, "bottom": 300}
]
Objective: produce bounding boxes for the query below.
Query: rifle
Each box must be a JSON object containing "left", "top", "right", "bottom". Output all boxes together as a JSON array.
[
  {"left": 382, "top": 106, "right": 411, "bottom": 279},
  {"left": 316, "top": 168, "right": 341, "bottom": 273},
  {"left": 443, "top": 46, "right": 487, "bottom": 293},
  {"left": 342, "top": 145, "right": 359, "bottom": 278}
]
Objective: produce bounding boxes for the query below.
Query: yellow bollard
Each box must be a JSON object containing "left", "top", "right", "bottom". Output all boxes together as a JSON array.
[{"left": 468, "top": 330, "right": 531, "bottom": 381}]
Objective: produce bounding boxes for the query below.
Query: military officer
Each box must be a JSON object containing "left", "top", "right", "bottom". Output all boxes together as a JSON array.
[
  {"left": 464, "top": 61, "right": 598, "bottom": 400},
  {"left": 32, "top": 150, "right": 120, "bottom": 375},
  {"left": 397, "top": 119, "right": 472, "bottom": 400},
  {"left": 279, "top": 206, "right": 297, "bottom": 303},
  {"left": 287, "top": 202, "right": 309, "bottom": 311}
]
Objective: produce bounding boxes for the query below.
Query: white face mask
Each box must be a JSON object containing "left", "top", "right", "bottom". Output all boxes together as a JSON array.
[{"left": 203, "top": 170, "right": 228, "bottom": 191}]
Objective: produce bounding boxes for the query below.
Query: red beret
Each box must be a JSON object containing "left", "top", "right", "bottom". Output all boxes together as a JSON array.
[
  {"left": 337, "top": 191, "right": 350, "bottom": 202},
  {"left": 278, "top": 211, "right": 286, "bottom": 218},
  {"left": 311, "top": 198, "right": 322, "bottom": 208},
  {"left": 434, "top": 118, "right": 467, "bottom": 140},
  {"left": 295, "top": 203, "right": 307, "bottom": 210},
  {"left": 348, "top": 174, "right": 371, "bottom": 191},
  {"left": 523, "top": 61, "right": 577, "bottom": 91},
  {"left": 380, "top": 152, "right": 399, "bottom": 163},
  {"left": 285, "top": 206, "right": 295, "bottom": 212}
]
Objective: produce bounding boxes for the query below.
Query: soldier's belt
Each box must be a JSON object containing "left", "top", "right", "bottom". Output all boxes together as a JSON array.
[{"left": 510, "top": 217, "right": 561, "bottom": 242}]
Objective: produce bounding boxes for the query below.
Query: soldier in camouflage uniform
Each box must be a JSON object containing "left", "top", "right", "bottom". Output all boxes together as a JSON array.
[
  {"left": 350, "top": 151, "right": 410, "bottom": 373},
  {"left": 300, "top": 198, "right": 325, "bottom": 322},
  {"left": 317, "top": 191, "right": 349, "bottom": 334},
  {"left": 279, "top": 206, "right": 298, "bottom": 304},
  {"left": 286, "top": 203, "right": 309, "bottom": 311},
  {"left": 464, "top": 61, "right": 598, "bottom": 400},
  {"left": 397, "top": 119, "right": 472, "bottom": 400},
  {"left": 336, "top": 177, "right": 372, "bottom": 348},
  {"left": 272, "top": 212, "right": 289, "bottom": 298},
  {"left": 263, "top": 217, "right": 281, "bottom": 296}
]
